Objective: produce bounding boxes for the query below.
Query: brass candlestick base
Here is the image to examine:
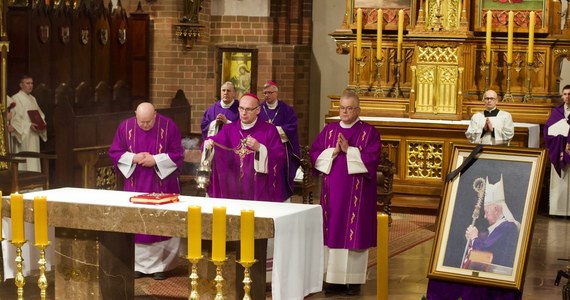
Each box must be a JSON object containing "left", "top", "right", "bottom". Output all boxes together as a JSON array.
[
  {"left": 211, "top": 258, "right": 227, "bottom": 300},
  {"left": 188, "top": 256, "right": 202, "bottom": 300},
  {"left": 354, "top": 57, "right": 367, "bottom": 95},
  {"left": 503, "top": 63, "right": 513, "bottom": 102},
  {"left": 10, "top": 240, "right": 27, "bottom": 300},
  {"left": 480, "top": 62, "right": 490, "bottom": 93},
  {"left": 374, "top": 57, "right": 385, "bottom": 97},
  {"left": 523, "top": 62, "right": 538, "bottom": 103},
  {"left": 238, "top": 260, "right": 257, "bottom": 300},
  {"left": 393, "top": 59, "right": 402, "bottom": 98},
  {"left": 36, "top": 242, "right": 50, "bottom": 300}
]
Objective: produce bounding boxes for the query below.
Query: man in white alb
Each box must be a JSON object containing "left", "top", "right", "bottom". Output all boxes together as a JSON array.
[{"left": 465, "top": 90, "right": 514, "bottom": 146}]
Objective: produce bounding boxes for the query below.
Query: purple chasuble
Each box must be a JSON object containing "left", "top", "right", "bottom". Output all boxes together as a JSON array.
[
  {"left": 109, "top": 113, "right": 184, "bottom": 243},
  {"left": 259, "top": 100, "right": 301, "bottom": 199},
  {"left": 200, "top": 100, "right": 240, "bottom": 139},
  {"left": 471, "top": 219, "right": 518, "bottom": 268},
  {"left": 207, "top": 119, "right": 286, "bottom": 202},
  {"left": 544, "top": 103, "right": 570, "bottom": 175},
  {"left": 309, "top": 121, "right": 381, "bottom": 249}
]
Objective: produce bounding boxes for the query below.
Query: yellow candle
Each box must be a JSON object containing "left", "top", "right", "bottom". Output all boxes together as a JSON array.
[
  {"left": 240, "top": 209, "right": 255, "bottom": 263},
  {"left": 507, "top": 11, "right": 514, "bottom": 64},
  {"left": 34, "top": 196, "right": 48, "bottom": 246},
  {"left": 397, "top": 9, "right": 404, "bottom": 61},
  {"left": 485, "top": 10, "right": 492, "bottom": 63},
  {"left": 528, "top": 11, "right": 535, "bottom": 63},
  {"left": 212, "top": 206, "right": 226, "bottom": 261},
  {"left": 187, "top": 205, "right": 201, "bottom": 259},
  {"left": 377, "top": 213, "right": 389, "bottom": 300},
  {"left": 356, "top": 8, "right": 362, "bottom": 59},
  {"left": 10, "top": 193, "right": 24, "bottom": 243},
  {"left": 377, "top": 9, "right": 383, "bottom": 60}
]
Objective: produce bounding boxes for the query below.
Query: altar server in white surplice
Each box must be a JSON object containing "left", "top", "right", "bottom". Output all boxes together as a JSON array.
[
  {"left": 465, "top": 90, "right": 514, "bottom": 146},
  {"left": 544, "top": 85, "right": 570, "bottom": 216}
]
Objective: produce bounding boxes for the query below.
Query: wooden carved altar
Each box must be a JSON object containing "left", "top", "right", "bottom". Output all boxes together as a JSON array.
[{"left": 330, "top": 0, "right": 566, "bottom": 209}]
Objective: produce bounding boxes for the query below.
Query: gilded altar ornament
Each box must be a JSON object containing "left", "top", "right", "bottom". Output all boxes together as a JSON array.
[
  {"left": 354, "top": 57, "right": 366, "bottom": 95},
  {"left": 212, "top": 259, "right": 226, "bottom": 300},
  {"left": 176, "top": 0, "right": 203, "bottom": 50},
  {"left": 11, "top": 240, "right": 26, "bottom": 300},
  {"left": 188, "top": 257, "right": 202, "bottom": 300},
  {"left": 238, "top": 260, "right": 257, "bottom": 300},
  {"left": 36, "top": 243, "right": 50, "bottom": 300}
]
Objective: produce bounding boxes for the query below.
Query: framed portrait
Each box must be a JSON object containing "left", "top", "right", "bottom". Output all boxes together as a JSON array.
[
  {"left": 348, "top": 0, "right": 415, "bottom": 31},
  {"left": 217, "top": 48, "right": 257, "bottom": 99},
  {"left": 427, "top": 145, "right": 547, "bottom": 290},
  {"left": 474, "top": 0, "right": 549, "bottom": 33}
]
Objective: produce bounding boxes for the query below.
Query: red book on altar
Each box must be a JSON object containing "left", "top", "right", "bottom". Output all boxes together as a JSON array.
[
  {"left": 129, "top": 193, "right": 179, "bottom": 205},
  {"left": 27, "top": 110, "right": 46, "bottom": 130}
]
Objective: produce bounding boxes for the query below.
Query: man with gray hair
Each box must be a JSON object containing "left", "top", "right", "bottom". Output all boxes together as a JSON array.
[
  {"left": 465, "top": 175, "right": 520, "bottom": 269},
  {"left": 200, "top": 81, "right": 239, "bottom": 139}
]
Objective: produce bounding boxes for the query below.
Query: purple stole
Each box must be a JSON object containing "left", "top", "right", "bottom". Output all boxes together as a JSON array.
[{"left": 310, "top": 121, "right": 381, "bottom": 249}]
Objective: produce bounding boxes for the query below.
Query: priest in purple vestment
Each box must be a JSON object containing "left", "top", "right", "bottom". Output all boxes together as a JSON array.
[
  {"left": 204, "top": 93, "right": 286, "bottom": 202},
  {"left": 200, "top": 81, "right": 240, "bottom": 139},
  {"left": 109, "top": 102, "right": 184, "bottom": 280},
  {"left": 259, "top": 80, "right": 301, "bottom": 200},
  {"left": 544, "top": 84, "right": 570, "bottom": 216},
  {"left": 309, "top": 90, "right": 381, "bottom": 296}
]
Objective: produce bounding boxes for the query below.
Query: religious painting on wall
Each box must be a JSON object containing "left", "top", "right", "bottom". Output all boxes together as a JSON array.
[
  {"left": 350, "top": 0, "right": 415, "bottom": 30},
  {"left": 218, "top": 48, "right": 257, "bottom": 99},
  {"left": 428, "top": 145, "right": 547, "bottom": 290},
  {"left": 475, "top": 0, "right": 548, "bottom": 33}
]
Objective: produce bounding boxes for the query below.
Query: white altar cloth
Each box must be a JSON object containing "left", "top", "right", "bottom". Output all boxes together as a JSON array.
[
  {"left": 21, "top": 187, "right": 324, "bottom": 300},
  {"left": 327, "top": 116, "right": 540, "bottom": 148}
]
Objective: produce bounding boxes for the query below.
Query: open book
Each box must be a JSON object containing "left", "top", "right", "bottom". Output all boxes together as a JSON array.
[
  {"left": 129, "top": 193, "right": 179, "bottom": 204},
  {"left": 27, "top": 110, "right": 46, "bottom": 130}
]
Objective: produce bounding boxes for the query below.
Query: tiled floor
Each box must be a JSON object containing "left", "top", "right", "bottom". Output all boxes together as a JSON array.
[{"left": 0, "top": 214, "right": 568, "bottom": 299}]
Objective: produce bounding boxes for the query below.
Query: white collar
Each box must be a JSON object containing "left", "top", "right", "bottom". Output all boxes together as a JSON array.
[
  {"left": 340, "top": 118, "right": 360, "bottom": 128},
  {"left": 241, "top": 118, "right": 258, "bottom": 129},
  {"left": 487, "top": 216, "right": 506, "bottom": 235},
  {"left": 220, "top": 100, "right": 234, "bottom": 109},
  {"left": 266, "top": 100, "right": 278, "bottom": 110}
]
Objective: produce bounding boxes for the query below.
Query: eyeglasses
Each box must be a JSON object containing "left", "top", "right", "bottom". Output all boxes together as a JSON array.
[
  {"left": 484, "top": 97, "right": 497, "bottom": 101},
  {"left": 339, "top": 106, "right": 359, "bottom": 112},
  {"left": 263, "top": 91, "right": 275, "bottom": 95},
  {"left": 238, "top": 106, "right": 259, "bottom": 113}
]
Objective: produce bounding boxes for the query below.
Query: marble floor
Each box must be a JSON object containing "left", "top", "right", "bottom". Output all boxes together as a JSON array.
[{"left": 306, "top": 213, "right": 570, "bottom": 300}]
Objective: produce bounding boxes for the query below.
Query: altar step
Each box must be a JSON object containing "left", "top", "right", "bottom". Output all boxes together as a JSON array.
[{"left": 390, "top": 194, "right": 440, "bottom": 216}]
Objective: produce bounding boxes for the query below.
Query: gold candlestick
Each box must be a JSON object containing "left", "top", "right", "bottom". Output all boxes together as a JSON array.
[
  {"left": 36, "top": 242, "right": 50, "bottom": 300},
  {"left": 212, "top": 258, "right": 226, "bottom": 300},
  {"left": 354, "top": 57, "right": 366, "bottom": 95},
  {"left": 523, "top": 62, "right": 538, "bottom": 103},
  {"left": 503, "top": 63, "right": 513, "bottom": 102},
  {"left": 10, "top": 240, "right": 27, "bottom": 300},
  {"left": 393, "top": 59, "right": 402, "bottom": 98},
  {"left": 238, "top": 259, "right": 257, "bottom": 300},
  {"left": 374, "top": 57, "right": 385, "bottom": 97},
  {"left": 188, "top": 256, "right": 202, "bottom": 300}
]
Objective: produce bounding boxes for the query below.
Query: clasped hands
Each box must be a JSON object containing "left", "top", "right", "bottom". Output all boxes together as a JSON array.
[
  {"left": 333, "top": 133, "right": 349, "bottom": 156},
  {"left": 215, "top": 113, "right": 229, "bottom": 124},
  {"left": 133, "top": 152, "right": 156, "bottom": 167},
  {"left": 483, "top": 117, "right": 493, "bottom": 132}
]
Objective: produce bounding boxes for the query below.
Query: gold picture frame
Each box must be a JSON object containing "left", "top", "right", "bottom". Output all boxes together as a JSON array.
[
  {"left": 218, "top": 48, "right": 257, "bottom": 99},
  {"left": 473, "top": 0, "right": 551, "bottom": 34},
  {"left": 428, "top": 145, "right": 547, "bottom": 290},
  {"left": 347, "top": 0, "right": 416, "bottom": 31}
]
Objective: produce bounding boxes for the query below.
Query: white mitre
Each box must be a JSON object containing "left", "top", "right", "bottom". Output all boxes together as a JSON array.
[{"left": 484, "top": 175, "right": 520, "bottom": 229}]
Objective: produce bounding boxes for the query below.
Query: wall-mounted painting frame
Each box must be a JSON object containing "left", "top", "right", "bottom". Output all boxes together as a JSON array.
[
  {"left": 348, "top": 0, "right": 416, "bottom": 31},
  {"left": 474, "top": 0, "right": 550, "bottom": 34},
  {"left": 427, "top": 145, "right": 547, "bottom": 291},
  {"left": 217, "top": 48, "right": 257, "bottom": 99}
]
